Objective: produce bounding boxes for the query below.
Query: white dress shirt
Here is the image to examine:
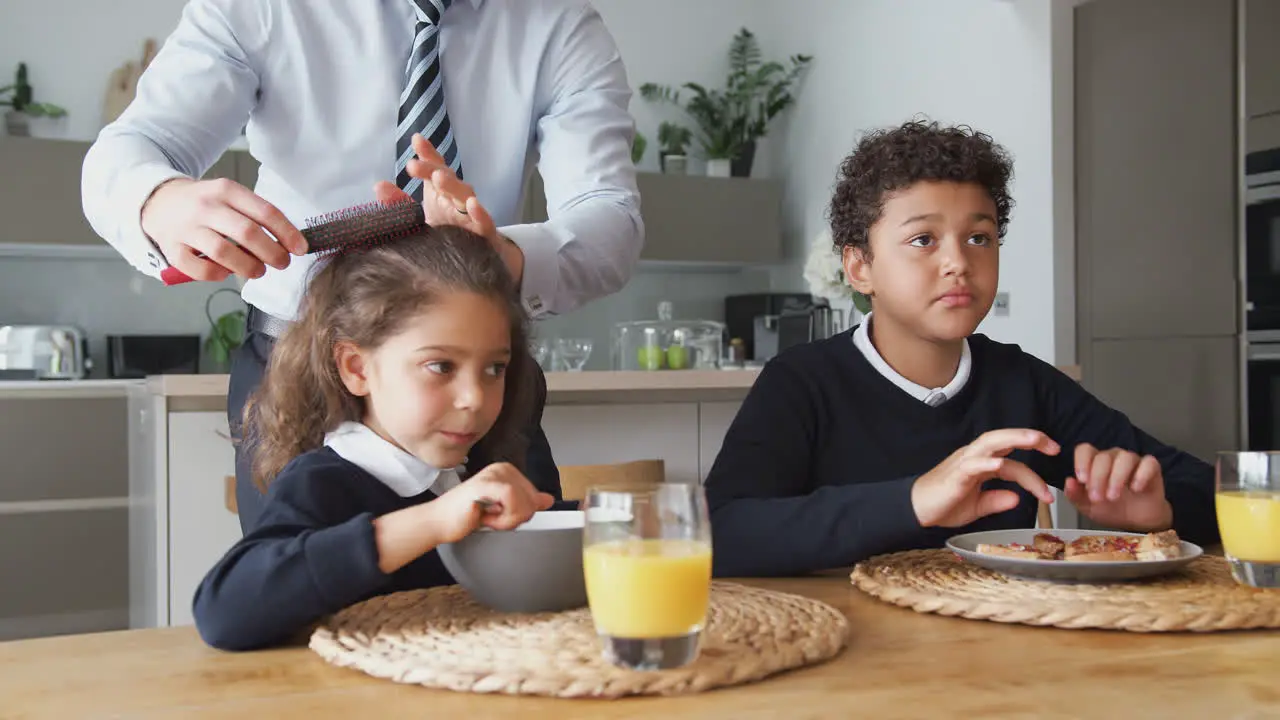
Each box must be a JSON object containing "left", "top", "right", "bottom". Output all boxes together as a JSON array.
[
  {"left": 81, "top": 0, "right": 644, "bottom": 321},
  {"left": 324, "top": 421, "right": 462, "bottom": 497},
  {"left": 852, "top": 312, "right": 971, "bottom": 406}
]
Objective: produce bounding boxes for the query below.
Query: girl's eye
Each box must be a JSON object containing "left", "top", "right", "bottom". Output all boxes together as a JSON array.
[
  {"left": 909, "top": 234, "right": 934, "bottom": 248},
  {"left": 486, "top": 363, "right": 508, "bottom": 377},
  {"left": 425, "top": 361, "right": 453, "bottom": 375}
]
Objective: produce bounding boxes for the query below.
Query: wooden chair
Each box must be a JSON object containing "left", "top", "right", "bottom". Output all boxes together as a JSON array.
[
  {"left": 1036, "top": 363, "right": 1085, "bottom": 530},
  {"left": 557, "top": 459, "right": 665, "bottom": 502}
]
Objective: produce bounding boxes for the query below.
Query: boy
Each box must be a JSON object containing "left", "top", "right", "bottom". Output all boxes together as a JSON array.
[{"left": 703, "top": 119, "right": 1219, "bottom": 577}]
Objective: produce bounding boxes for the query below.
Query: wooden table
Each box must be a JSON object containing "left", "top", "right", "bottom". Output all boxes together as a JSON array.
[{"left": 2, "top": 575, "right": 1277, "bottom": 719}]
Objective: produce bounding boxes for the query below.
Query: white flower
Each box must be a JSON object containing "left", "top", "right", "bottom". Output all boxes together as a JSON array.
[{"left": 802, "top": 229, "right": 853, "bottom": 303}]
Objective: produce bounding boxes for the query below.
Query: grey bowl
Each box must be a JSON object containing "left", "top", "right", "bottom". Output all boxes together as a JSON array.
[
  {"left": 947, "top": 528, "right": 1203, "bottom": 583},
  {"left": 437, "top": 510, "right": 587, "bottom": 613}
]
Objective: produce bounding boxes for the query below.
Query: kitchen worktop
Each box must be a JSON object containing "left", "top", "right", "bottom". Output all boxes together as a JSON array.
[
  {"left": 144, "top": 369, "right": 766, "bottom": 407},
  {"left": 0, "top": 378, "right": 143, "bottom": 399}
]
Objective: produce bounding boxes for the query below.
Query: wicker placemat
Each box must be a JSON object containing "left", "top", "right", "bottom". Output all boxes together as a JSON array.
[
  {"left": 851, "top": 549, "right": 1280, "bottom": 632},
  {"left": 309, "top": 581, "right": 848, "bottom": 698}
]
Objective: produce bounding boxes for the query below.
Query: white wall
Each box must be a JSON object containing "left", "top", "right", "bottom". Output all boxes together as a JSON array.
[{"left": 756, "top": 0, "right": 1076, "bottom": 365}]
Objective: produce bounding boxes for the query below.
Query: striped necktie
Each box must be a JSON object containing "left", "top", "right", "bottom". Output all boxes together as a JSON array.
[{"left": 396, "top": 0, "right": 462, "bottom": 201}]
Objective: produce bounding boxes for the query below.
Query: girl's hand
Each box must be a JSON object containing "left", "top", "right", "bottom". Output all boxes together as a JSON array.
[
  {"left": 373, "top": 463, "right": 554, "bottom": 574},
  {"left": 911, "top": 429, "right": 1060, "bottom": 527},
  {"left": 1064, "top": 444, "right": 1172, "bottom": 531},
  {"left": 434, "top": 462, "right": 555, "bottom": 543}
]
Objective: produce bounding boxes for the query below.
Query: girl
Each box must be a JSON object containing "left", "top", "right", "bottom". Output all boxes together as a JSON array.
[{"left": 192, "top": 224, "right": 564, "bottom": 651}]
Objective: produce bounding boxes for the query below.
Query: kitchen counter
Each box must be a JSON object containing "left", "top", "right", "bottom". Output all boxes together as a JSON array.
[
  {"left": 0, "top": 378, "right": 143, "bottom": 399},
  {"left": 145, "top": 370, "right": 766, "bottom": 409},
  {"left": 2, "top": 572, "right": 1275, "bottom": 718}
]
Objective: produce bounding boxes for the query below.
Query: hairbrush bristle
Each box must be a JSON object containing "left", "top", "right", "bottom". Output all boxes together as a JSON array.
[{"left": 304, "top": 198, "right": 427, "bottom": 258}]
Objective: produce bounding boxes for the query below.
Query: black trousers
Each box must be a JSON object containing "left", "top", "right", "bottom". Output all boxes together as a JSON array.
[{"left": 226, "top": 312, "right": 561, "bottom": 534}]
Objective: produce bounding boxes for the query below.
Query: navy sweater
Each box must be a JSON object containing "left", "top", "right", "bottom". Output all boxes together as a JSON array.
[
  {"left": 704, "top": 330, "right": 1221, "bottom": 577},
  {"left": 192, "top": 448, "right": 570, "bottom": 651}
]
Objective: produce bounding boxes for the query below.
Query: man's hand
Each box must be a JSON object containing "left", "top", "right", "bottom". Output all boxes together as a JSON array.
[
  {"left": 373, "top": 133, "right": 525, "bottom": 284},
  {"left": 1064, "top": 444, "right": 1173, "bottom": 532},
  {"left": 140, "top": 177, "right": 307, "bottom": 282}
]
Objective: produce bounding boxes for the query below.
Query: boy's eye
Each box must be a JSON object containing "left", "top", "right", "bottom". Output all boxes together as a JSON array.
[
  {"left": 486, "top": 362, "right": 508, "bottom": 377},
  {"left": 969, "top": 234, "right": 991, "bottom": 246},
  {"left": 425, "top": 361, "right": 454, "bottom": 375}
]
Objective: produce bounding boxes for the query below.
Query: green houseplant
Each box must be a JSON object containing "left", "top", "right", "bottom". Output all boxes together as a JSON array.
[
  {"left": 657, "top": 121, "right": 693, "bottom": 174},
  {"left": 1, "top": 62, "right": 67, "bottom": 136},
  {"left": 639, "top": 28, "right": 811, "bottom": 177},
  {"left": 204, "top": 288, "right": 247, "bottom": 372}
]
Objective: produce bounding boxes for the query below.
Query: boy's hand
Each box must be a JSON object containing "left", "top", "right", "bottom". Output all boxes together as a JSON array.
[
  {"left": 912, "top": 429, "right": 1060, "bottom": 527},
  {"left": 433, "top": 462, "right": 555, "bottom": 543},
  {"left": 1064, "top": 444, "right": 1172, "bottom": 531}
]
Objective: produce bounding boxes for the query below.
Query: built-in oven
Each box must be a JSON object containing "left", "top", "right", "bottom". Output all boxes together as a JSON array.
[
  {"left": 1247, "top": 341, "right": 1280, "bottom": 451},
  {"left": 1246, "top": 148, "right": 1280, "bottom": 449}
]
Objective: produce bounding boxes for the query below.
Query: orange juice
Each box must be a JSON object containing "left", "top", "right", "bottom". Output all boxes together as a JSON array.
[
  {"left": 583, "top": 538, "right": 712, "bottom": 638},
  {"left": 1216, "top": 491, "right": 1280, "bottom": 563}
]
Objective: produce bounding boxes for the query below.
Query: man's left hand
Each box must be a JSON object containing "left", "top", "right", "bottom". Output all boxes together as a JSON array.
[{"left": 372, "top": 133, "right": 524, "bottom": 285}]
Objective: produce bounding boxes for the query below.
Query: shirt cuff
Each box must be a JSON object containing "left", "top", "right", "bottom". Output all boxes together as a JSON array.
[
  {"left": 118, "top": 162, "right": 192, "bottom": 279},
  {"left": 499, "top": 223, "right": 560, "bottom": 318}
]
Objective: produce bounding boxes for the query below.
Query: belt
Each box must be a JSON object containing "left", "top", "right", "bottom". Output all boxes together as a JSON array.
[{"left": 246, "top": 306, "right": 292, "bottom": 339}]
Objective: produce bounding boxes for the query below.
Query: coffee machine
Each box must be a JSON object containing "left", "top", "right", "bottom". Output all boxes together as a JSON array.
[{"left": 724, "top": 293, "right": 845, "bottom": 361}]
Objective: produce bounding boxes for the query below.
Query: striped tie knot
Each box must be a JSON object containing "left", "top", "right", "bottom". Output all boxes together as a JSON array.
[
  {"left": 397, "top": 0, "right": 462, "bottom": 198},
  {"left": 408, "top": 0, "right": 450, "bottom": 26}
]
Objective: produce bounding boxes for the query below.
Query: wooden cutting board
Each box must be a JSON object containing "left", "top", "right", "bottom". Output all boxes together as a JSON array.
[{"left": 102, "top": 38, "right": 157, "bottom": 127}]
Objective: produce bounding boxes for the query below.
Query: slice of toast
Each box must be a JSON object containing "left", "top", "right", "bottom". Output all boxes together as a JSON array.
[
  {"left": 976, "top": 543, "right": 1042, "bottom": 559},
  {"left": 1032, "top": 533, "right": 1066, "bottom": 560},
  {"left": 1064, "top": 534, "right": 1136, "bottom": 562},
  {"left": 1135, "top": 529, "right": 1182, "bottom": 561}
]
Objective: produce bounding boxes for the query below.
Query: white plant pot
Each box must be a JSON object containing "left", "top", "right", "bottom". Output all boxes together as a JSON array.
[
  {"left": 663, "top": 154, "right": 688, "bottom": 175},
  {"left": 705, "top": 158, "right": 732, "bottom": 177},
  {"left": 4, "top": 111, "right": 31, "bottom": 137}
]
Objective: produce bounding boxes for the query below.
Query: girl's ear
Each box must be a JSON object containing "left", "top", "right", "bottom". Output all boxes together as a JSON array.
[
  {"left": 843, "top": 245, "right": 873, "bottom": 295},
  {"left": 334, "top": 340, "right": 372, "bottom": 397}
]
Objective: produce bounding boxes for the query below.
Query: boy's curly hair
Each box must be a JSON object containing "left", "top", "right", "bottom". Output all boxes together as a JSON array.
[{"left": 827, "top": 118, "right": 1015, "bottom": 258}]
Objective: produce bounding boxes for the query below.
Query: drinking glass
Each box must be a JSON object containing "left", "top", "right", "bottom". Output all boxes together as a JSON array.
[
  {"left": 530, "top": 338, "right": 552, "bottom": 371},
  {"left": 1216, "top": 451, "right": 1280, "bottom": 588},
  {"left": 582, "top": 483, "right": 713, "bottom": 670},
  {"left": 555, "top": 338, "right": 593, "bottom": 371}
]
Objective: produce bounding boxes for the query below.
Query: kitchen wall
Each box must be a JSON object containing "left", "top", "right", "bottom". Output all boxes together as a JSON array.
[{"left": 0, "top": 0, "right": 1078, "bottom": 369}]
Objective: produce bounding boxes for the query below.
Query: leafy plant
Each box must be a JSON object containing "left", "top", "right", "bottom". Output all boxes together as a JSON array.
[
  {"left": 0, "top": 63, "right": 66, "bottom": 117},
  {"left": 657, "top": 121, "right": 693, "bottom": 156},
  {"left": 631, "top": 129, "right": 647, "bottom": 164},
  {"left": 204, "top": 288, "right": 246, "bottom": 368},
  {"left": 639, "top": 28, "right": 811, "bottom": 160}
]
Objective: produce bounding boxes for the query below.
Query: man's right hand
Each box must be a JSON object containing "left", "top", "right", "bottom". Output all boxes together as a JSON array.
[
  {"left": 911, "top": 429, "right": 1061, "bottom": 528},
  {"left": 140, "top": 178, "right": 308, "bottom": 282}
]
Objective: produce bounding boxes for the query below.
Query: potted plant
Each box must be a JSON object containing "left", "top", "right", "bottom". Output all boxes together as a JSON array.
[
  {"left": 640, "top": 28, "right": 811, "bottom": 178},
  {"left": 204, "top": 288, "right": 247, "bottom": 373},
  {"left": 803, "top": 229, "right": 871, "bottom": 327},
  {"left": 631, "top": 129, "right": 648, "bottom": 165},
  {"left": 657, "top": 121, "right": 693, "bottom": 174},
  {"left": 1, "top": 62, "right": 67, "bottom": 137}
]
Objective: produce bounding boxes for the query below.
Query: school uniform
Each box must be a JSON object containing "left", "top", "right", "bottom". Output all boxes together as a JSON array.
[
  {"left": 703, "top": 314, "right": 1220, "bottom": 578},
  {"left": 192, "top": 422, "right": 573, "bottom": 651}
]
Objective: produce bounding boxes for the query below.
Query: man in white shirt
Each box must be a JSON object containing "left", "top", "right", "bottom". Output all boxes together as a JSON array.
[{"left": 81, "top": 0, "right": 645, "bottom": 531}]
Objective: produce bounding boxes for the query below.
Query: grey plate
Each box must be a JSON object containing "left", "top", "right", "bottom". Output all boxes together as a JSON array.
[{"left": 946, "top": 528, "right": 1203, "bottom": 582}]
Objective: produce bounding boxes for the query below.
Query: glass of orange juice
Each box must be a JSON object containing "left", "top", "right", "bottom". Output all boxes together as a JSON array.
[
  {"left": 1216, "top": 451, "right": 1280, "bottom": 588},
  {"left": 582, "top": 483, "right": 712, "bottom": 670}
]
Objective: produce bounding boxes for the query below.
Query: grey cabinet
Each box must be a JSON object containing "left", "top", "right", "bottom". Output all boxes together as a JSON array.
[
  {"left": 1246, "top": 0, "right": 1280, "bottom": 120},
  {"left": 0, "top": 137, "right": 101, "bottom": 245},
  {"left": 1075, "top": 0, "right": 1241, "bottom": 451},
  {"left": 521, "top": 169, "right": 782, "bottom": 264}
]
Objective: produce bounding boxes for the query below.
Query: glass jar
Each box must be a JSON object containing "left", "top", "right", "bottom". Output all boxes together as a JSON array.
[{"left": 612, "top": 302, "right": 725, "bottom": 371}]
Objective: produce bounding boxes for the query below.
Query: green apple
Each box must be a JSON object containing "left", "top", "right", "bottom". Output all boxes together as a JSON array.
[
  {"left": 637, "top": 345, "right": 665, "bottom": 370},
  {"left": 666, "top": 345, "right": 689, "bottom": 370}
]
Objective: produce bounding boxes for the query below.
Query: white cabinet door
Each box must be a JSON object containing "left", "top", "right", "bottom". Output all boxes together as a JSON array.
[
  {"left": 697, "top": 401, "right": 742, "bottom": 483},
  {"left": 166, "top": 412, "right": 241, "bottom": 627},
  {"left": 541, "top": 404, "right": 701, "bottom": 484}
]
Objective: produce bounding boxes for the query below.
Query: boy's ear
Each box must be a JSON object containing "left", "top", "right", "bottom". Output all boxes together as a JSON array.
[
  {"left": 843, "top": 245, "right": 873, "bottom": 296},
  {"left": 334, "top": 340, "right": 372, "bottom": 397}
]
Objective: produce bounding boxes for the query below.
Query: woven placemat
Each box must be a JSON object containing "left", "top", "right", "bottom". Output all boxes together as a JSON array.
[
  {"left": 851, "top": 549, "right": 1280, "bottom": 632},
  {"left": 309, "top": 581, "right": 848, "bottom": 698}
]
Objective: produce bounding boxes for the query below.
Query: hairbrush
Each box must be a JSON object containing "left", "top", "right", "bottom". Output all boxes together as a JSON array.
[{"left": 158, "top": 199, "right": 428, "bottom": 286}]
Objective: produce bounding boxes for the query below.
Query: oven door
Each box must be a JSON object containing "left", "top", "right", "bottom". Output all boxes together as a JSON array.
[
  {"left": 1247, "top": 342, "right": 1280, "bottom": 451},
  {"left": 1246, "top": 152, "right": 1280, "bottom": 332}
]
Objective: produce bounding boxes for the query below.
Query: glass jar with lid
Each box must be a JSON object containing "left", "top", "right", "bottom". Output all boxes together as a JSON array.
[{"left": 611, "top": 301, "right": 725, "bottom": 371}]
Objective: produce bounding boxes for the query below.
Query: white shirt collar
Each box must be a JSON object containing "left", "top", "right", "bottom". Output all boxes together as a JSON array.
[
  {"left": 323, "top": 421, "right": 463, "bottom": 497},
  {"left": 852, "top": 312, "right": 971, "bottom": 406}
]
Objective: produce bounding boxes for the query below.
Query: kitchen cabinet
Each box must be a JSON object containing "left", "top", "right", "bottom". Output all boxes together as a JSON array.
[
  {"left": 541, "top": 403, "right": 702, "bottom": 485},
  {"left": 1246, "top": 0, "right": 1280, "bottom": 121},
  {"left": 1074, "top": 0, "right": 1241, "bottom": 450},
  {"left": 521, "top": 169, "right": 783, "bottom": 265},
  {"left": 0, "top": 137, "right": 101, "bottom": 246}
]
